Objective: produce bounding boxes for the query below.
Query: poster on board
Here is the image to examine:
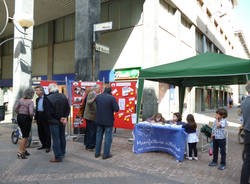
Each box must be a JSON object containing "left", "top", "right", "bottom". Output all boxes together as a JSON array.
[
  {"left": 110, "top": 81, "right": 137, "bottom": 130},
  {"left": 72, "top": 81, "right": 103, "bottom": 129}
]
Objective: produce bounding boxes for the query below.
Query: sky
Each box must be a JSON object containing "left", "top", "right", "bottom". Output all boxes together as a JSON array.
[{"left": 233, "top": 0, "right": 250, "bottom": 47}]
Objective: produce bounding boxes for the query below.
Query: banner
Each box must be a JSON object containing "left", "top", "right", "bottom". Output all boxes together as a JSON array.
[
  {"left": 72, "top": 81, "right": 103, "bottom": 129},
  {"left": 133, "top": 123, "right": 187, "bottom": 162},
  {"left": 110, "top": 81, "right": 137, "bottom": 130}
]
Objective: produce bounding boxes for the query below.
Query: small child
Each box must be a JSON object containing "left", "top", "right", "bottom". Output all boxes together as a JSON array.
[
  {"left": 182, "top": 114, "right": 199, "bottom": 160},
  {"left": 208, "top": 108, "right": 228, "bottom": 170}
]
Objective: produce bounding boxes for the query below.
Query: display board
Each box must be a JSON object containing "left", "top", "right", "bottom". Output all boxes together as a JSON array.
[
  {"left": 72, "top": 81, "right": 103, "bottom": 129},
  {"left": 110, "top": 81, "right": 137, "bottom": 130},
  {"left": 40, "top": 81, "right": 57, "bottom": 95}
]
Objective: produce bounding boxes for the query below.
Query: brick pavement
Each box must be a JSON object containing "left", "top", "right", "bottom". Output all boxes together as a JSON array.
[{"left": 0, "top": 121, "right": 244, "bottom": 184}]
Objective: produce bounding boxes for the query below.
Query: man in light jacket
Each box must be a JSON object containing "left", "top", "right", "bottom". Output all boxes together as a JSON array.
[{"left": 83, "top": 85, "right": 100, "bottom": 151}]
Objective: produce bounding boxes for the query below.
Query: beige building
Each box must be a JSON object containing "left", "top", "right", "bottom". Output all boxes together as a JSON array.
[{"left": 0, "top": 0, "right": 249, "bottom": 119}]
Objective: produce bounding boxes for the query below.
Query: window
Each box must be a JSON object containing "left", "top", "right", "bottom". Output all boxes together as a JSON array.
[
  {"left": 55, "top": 14, "right": 75, "bottom": 43},
  {"left": 214, "top": 46, "right": 218, "bottom": 53},
  {"left": 197, "top": 0, "right": 204, "bottom": 7},
  {"left": 195, "top": 30, "right": 203, "bottom": 54},
  {"left": 206, "top": 8, "right": 212, "bottom": 19},
  {"left": 220, "top": 28, "right": 224, "bottom": 35},
  {"left": 160, "top": 0, "right": 176, "bottom": 15},
  {"left": 2, "top": 38, "right": 13, "bottom": 56},
  {"left": 181, "top": 16, "right": 192, "bottom": 29},
  {"left": 33, "top": 23, "right": 49, "bottom": 48},
  {"left": 206, "top": 39, "right": 212, "bottom": 52},
  {"left": 101, "top": 0, "right": 145, "bottom": 30},
  {"left": 214, "top": 20, "right": 218, "bottom": 28}
]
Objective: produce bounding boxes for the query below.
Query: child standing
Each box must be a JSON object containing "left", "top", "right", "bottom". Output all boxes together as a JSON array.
[
  {"left": 182, "top": 114, "right": 199, "bottom": 160},
  {"left": 208, "top": 108, "right": 228, "bottom": 170}
]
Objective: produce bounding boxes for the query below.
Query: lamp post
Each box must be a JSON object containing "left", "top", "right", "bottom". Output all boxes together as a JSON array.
[{"left": 0, "top": 0, "right": 34, "bottom": 111}]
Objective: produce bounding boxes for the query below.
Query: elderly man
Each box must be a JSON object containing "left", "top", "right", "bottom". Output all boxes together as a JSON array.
[
  {"left": 34, "top": 86, "right": 51, "bottom": 153},
  {"left": 83, "top": 85, "right": 101, "bottom": 151},
  {"left": 45, "top": 83, "right": 70, "bottom": 162},
  {"left": 240, "top": 81, "right": 250, "bottom": 184}
]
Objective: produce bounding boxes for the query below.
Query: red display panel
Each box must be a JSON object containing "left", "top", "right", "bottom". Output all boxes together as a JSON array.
[
  {"left": 72, "top": 81, "right": 103, "bottom": 129},
  {"left": 110, "top": 81, "right": 137, "bottom": 130}
]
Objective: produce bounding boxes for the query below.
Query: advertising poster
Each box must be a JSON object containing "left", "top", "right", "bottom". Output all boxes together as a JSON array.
[
  {"left": 110, "top": 81, "right": 137, "bottom": 130},
  {"left": 72, "top": 81, "right": 103, "bottom": 129}
]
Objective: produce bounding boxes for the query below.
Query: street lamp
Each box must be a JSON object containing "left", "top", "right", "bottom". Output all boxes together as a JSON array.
[
  {"left": 0, "top": 0, "right": 34, "bottom": 45},
  {"left": 0, "top": 0, "right": 34, "bottom": 118}
]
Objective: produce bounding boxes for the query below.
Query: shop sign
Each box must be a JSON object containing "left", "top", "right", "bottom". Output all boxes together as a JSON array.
[{"left": 115, "top": 68, "right": 140, "bottom": 80}]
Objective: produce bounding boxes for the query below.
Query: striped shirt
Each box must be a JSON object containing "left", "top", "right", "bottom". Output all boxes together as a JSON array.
[{"left": 212, "top": 118, "right": 227, "bottom": 139}]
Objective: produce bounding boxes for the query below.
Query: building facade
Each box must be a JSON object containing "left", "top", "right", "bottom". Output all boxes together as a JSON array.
[{"left": 0, "top": 0, "right": 249, "bottom": 119}]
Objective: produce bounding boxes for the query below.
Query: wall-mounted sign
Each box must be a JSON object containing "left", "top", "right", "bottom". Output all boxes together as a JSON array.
[
  {"left": 95, "top": 43, "right": 110, "bottom": 54},
  {"left": 93, "top": 22, "right": 112, "bottom": 32},
  {"left": 115, "top": 68, "right": 140, "bottom": 80}
]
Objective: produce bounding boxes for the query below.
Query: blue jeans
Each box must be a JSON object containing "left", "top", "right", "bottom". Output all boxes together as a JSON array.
[
  {"left": 95, "top": 126, "right": 113, "bottom": 157},
  {"left": 50, "top": 124, "right": 66, "bottom": 161},
  {"left": 85, "top": 120, "right": 97, "bottom": 149}
]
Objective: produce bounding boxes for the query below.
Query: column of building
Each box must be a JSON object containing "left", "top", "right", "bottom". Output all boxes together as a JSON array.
[
  {"left": 75, "top": 0, "right": 101, "bottom": 81},
  {"left": 47, "top": 21, "right": 54, "bottom": 81},
  {"left": 141, "top": 0, "right": 159, "bottom": 120}
]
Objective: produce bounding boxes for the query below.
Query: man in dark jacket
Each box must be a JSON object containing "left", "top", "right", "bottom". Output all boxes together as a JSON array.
[
  {"left": 95, "top": 87, "right": 119, "bottom": 159},
  {"left": 34, "top": 86, "right": 51, "bottom": 153},
  {"left": 46, "top": 83, "right": 70, "bottom": 162},
  {"left": 240, "top": 81, "right": 250, "bottom": 184}
]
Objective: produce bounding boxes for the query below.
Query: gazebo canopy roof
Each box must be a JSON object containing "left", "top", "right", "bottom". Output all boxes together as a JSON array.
[{"left": 139, "top": 52, "right": 250, "bottom": 86}]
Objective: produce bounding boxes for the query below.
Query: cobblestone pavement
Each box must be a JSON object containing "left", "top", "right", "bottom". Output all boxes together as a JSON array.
[{"left": 0, "top": 119, "right": 243, "bottom": 184}]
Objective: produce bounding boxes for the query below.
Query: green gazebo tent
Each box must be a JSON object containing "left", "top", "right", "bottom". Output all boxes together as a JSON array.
[{"left": 136, "top": 52, "right": 250, "bottom": 122}]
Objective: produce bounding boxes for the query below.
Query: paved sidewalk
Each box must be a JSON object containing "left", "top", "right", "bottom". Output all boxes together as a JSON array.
[
  {"left": 194, "top": 106, "right": 241, "bottom": 128},
  {"left": 0, "top": 119, "right": 244, "bottom": 184}
]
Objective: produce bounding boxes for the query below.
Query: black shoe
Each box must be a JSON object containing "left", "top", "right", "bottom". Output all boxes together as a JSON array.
[
  {"left": 37, "top": 146, "right": 45, "bottom": 150},
  {"left": 102, "top": 154, "right": 112, "bottom": 160},
  {"left": 95, "top": 154, "right": 101, "bottom": 158},
  {"left": 218, "top": 164, "right": 226, "bottom": 170},
  {"left": 45, "top": 148, "right": 50, "bottom": 153},
  {"left": 87, "top": 148, "right": 94, "bottom": 152},
  {"left": 24, "top": 150, "right": 30, "bottom": 156},
  {"left": 208, "top": 161, "right": 217, "bottom": 167},
  {"left": 17, "top": 152, "right": 27, "bottom": 159}
]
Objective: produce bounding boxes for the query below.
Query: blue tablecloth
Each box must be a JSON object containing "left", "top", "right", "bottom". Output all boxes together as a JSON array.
[{"left": 133, "top": 123, "right": 188, "bottom": 162}]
